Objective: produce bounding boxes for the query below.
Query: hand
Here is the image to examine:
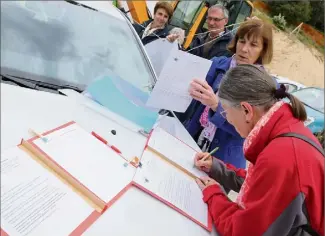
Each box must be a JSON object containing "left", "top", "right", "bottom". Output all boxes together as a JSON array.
[
  {"left": 196, "top": 176, "right": 219, "bottom": 191},
  {"left": 246, "top": 16, "right": 261, "bottom": 21},
  {"left": 194, "top": 152, "right": 213, "bottom": 172},
  {"left": 166, "top": 34, "right": 179, "bottom": 43},
  {"left": 189, "top": 79, "right": 219, "bottom": 111}
]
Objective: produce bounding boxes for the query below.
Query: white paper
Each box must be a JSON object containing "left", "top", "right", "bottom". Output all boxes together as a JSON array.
[
  {"left": 145, "top": 38, "right": 178, "bottom": 77},
  {"left": 1, "top": 146, "right": 94, "bottom": 236},
  {"left": 148, "top": 127, "right": 207, "bottom": 178},
  {"left": 156, "top": 115, "right": 202, "bottom": 152},
  {"left": 146, "top": 50, "right": 212, "bottom": 112},
  {"left": 133, "top": 150, "right": 209, "bottom": 228},
  {"left": 32, "top": 123, "right": 136, "bottom": 203}
]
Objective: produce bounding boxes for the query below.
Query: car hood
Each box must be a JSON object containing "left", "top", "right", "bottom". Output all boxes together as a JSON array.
[{"left": 1, "top": 84, "right": 147, "bottom": 159}]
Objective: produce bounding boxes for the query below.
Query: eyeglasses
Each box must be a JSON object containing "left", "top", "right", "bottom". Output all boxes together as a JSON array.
[
  {"left": 206, "top": 16, "right": 225, "bottom": 22},
  {"left": 219, "top": 105, "right": 240, "bottom": 119}
]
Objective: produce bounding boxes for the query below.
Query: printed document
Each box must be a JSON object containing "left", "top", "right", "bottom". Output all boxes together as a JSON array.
[
  {"left": 133, "top": 150, "right": 209, "bottom": 228},
  {"left": 31, "top": 123, "right": 136, "bottom": 203},
  {"left": 146, "top": 49, "right": 212, "bottom": 112},
  {"left": 1, "top": 146, "right": 94, "bottom": 236},
  {"left": 148, "top": 127, "right": 207, "bottom": 178},
  {"left": 145, "top": 38, "right": 179, "bottom": 77}
]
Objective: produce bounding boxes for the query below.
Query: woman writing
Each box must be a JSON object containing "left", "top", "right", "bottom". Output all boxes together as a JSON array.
[
  {"left": 184, "top": 19, "right": 275, "bottom": 169},
  {"left": 195, "top": 64, "right": 324, "bottom": 236}
]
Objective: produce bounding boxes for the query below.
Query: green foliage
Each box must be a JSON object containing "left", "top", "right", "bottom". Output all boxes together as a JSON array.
[
  {"left": 272, "top": 13, "right": 286, "bottom": 30},
  {"left": 268, "top": 1, "right": 312, "bottom": 25},
  {"left": 307, "top": 1, "right": 325, "bottom": 32}
]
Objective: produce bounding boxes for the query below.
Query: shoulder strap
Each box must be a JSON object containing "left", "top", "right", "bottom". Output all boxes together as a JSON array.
[
  {"left": 300, "top": 224, "right": 320, "bottom": 236},
  {"left": 273, "top": 132, "right": 322, "bottom": 236},
  {"left": 274, "top": 132, "right": 324, "bottom": 157}
]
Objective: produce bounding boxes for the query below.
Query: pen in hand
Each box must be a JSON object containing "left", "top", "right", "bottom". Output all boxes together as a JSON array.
[
  {"left": 202, "top": 146, "right": 219, "bottom": 161},
  {"left": 194, "top": 147, "right": 219, "bottom": 169}
]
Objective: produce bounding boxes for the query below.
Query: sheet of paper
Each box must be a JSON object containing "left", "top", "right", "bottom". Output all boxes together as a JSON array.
[
  {"left": 1, "top": 146, "right": 94, "bottom": 236},
  {"left": 148, "top": 127, "right": 207, "bottom": 178},
  {"left": 156, "top": 115, "right": 202, "bottom": 152},
  {"left": 31, "top": 122, "right": 136, "bottom": 203},
  {"left": 133, "top": 150, "right": 209, "bottom": 229},
  {"left": 145, "top": 38, "right": 178, "bottom": 77},
  {"left": 146, "top": 50, "right": 212, "bottom": 112}
]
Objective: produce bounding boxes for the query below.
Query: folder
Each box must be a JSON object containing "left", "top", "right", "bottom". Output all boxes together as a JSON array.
[
  {"left": 1, "top": 122, "right": 212, "bottom": 235},
  {"left": 1, "top": 121, "right": 136, "bottom": 236},
  {"left": 146, "top": 127, "right": 208, "bottom": 179},
  {"left": 85, "top": 74, "right": 159, "bottom": 133},
  {"left": 131, "top": 149, "right": 213, "bottom": 232}
]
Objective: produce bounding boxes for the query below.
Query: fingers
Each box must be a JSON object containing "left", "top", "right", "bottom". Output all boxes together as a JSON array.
[
  {"left": 192, "top": 79, "right": 211, "bottom": 91},
  {"left": 195, "top": 152, "right": 209, "bottom": 161},
  {"left": 190, "top": 89, "right": 210, "bottom": 102}
]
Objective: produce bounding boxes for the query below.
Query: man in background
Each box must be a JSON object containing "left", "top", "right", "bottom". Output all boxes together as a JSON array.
[{"left": 187, "top": 4, "right": 233, "bottom": 59}]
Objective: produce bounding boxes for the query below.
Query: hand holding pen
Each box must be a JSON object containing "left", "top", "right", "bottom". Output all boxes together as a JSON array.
[{"left": 194, "top": 147, "right": 219, "bottom": 173}]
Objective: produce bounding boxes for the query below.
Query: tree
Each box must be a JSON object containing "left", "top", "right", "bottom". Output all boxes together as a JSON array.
[
  {"left": 307, "top": 0, "right": 324, "bottom": 32},
  {"left": 267, "top": 1, "right": 312, "bottom": 25}
]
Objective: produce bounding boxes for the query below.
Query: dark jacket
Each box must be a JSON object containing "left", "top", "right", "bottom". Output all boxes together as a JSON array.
[
  {"left": 133, "top": 20, "right": 169, "bottom": 45},
  {"left": 183, "top": 56, "right": 279, "bottom": 169},
  {"left": 184, "top": 56, "right": 246, "bottom": 168},
  {"left": 188, "top": 29, "right": 233, "bottom": 59},
  {"left": 203, "top": 104, "right": 324, "bottom": 236}
]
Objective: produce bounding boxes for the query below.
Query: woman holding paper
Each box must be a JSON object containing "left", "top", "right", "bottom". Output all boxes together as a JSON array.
[
  {"left": 184, "top": 19, "right": 276, "bottom": 169},
  {"left": 194, "top": 64, "right": 324, "bottom": 236}
]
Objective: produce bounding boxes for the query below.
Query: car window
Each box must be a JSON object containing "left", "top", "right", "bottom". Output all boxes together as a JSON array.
[
  {"left": 292, "top": 88, "right": 324, "bottom": 113},
  {"left": 1, "top": 1, "right": 155, "bottom": 92},
  {"left": 281, "top": 83, "right": 297, "bottom": 93}
]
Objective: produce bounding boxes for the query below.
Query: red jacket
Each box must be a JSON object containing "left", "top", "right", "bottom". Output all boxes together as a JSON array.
[{"left": 203, "top": 104, "right": 324, "bottom": 235}]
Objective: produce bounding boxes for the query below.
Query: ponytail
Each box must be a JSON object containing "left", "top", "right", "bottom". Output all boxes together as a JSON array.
[
  {"left": 286, "top": 93, "right": 307, "bottom": 121},
  {"left": 274, "top": 84, "right": 307, "bottom": 121}
]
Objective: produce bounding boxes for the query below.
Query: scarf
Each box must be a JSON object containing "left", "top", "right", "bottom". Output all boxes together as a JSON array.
[
  {"left": 142, "top": 22, "right": 164, "bottom": 39},
  {"left": 236, "top": 101, "right": 285, "bottom": 209}
]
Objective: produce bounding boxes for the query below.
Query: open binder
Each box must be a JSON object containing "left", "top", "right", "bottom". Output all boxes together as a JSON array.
[{"left": 1, "top": 121, "right": 212, "bottom": 236}]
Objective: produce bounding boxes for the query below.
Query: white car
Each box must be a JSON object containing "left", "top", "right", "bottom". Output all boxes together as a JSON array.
[
  {"left": 1, "top": 1, "right": 212, "bottom": 236},
  {"left": 271, "top": 74, "right": 306, "bottom": 93}
]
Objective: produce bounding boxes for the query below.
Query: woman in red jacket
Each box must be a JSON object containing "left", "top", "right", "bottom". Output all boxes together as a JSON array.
[{"left": 194, "top": 64, "right": 324, "bottom": 236}]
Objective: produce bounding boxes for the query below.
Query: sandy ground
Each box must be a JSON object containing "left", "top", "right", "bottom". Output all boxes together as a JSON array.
[{"left": 264, "top": 30, "right": 324, "bottom": 88}]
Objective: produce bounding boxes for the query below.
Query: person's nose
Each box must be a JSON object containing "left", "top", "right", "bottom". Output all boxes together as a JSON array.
[{"left": 241, "top": 42, "right": 249, "bottom": 53}]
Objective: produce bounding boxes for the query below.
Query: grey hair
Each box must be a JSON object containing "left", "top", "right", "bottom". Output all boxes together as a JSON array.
[
  {"left": 218, "top": 64, "right": 277, "bottom": 108},
  {"left": 209, "top": 4, "right": 229, "bottom": 19},
  {"left": 218, "top": 64, "right": 307, "bottom": 121}
]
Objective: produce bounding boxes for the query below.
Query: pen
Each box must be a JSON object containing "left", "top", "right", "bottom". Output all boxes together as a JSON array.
[
  {"left": 29, "top": 129, "right": 48, "bottom": 143},
  {"left": 91, "top": 131, "right": 122, "bottom": 154},
  {"left": 202, "top": 147, "right": 219, "bottom": 161}
]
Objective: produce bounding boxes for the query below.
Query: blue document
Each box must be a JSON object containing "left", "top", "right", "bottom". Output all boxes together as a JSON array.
[{"left": 85, "top": 75, "right": 159, "bottom": 133}]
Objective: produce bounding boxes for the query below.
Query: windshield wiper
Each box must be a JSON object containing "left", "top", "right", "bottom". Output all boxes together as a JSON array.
[
  {"left": 65, "top": 0, "right": 97, "bottom": 11},
  {"left": 1, "top": 74, "right": 83, "bottom": 93}
]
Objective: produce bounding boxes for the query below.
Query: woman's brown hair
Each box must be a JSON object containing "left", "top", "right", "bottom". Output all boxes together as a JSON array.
[
  {"left": 154, "top": 1, "right": 174, "bottom": 20},
  {"left": 228, "top": 19, "right": 273, "bottom": 64}
]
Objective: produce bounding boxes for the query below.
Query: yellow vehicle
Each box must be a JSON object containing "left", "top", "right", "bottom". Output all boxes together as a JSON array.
[{"left": 123, "top": 0, "right": 254, "bottom": 49}]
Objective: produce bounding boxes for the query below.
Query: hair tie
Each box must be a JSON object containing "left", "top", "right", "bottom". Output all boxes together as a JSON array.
[{"left": 274, "top": 84, "right": 287, "bottom": 99}]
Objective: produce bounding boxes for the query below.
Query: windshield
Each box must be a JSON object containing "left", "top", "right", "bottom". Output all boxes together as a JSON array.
[
  {"left": 292, "top": 87, "right": 324, "bottom": 113},
  {"left": 1, "top": 1, "right": 155, "bottom": 92}
]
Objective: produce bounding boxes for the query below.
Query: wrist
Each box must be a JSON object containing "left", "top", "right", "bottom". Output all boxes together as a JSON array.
[{"left": 210, "top": 102, "right": 218, "bottom": 111}]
